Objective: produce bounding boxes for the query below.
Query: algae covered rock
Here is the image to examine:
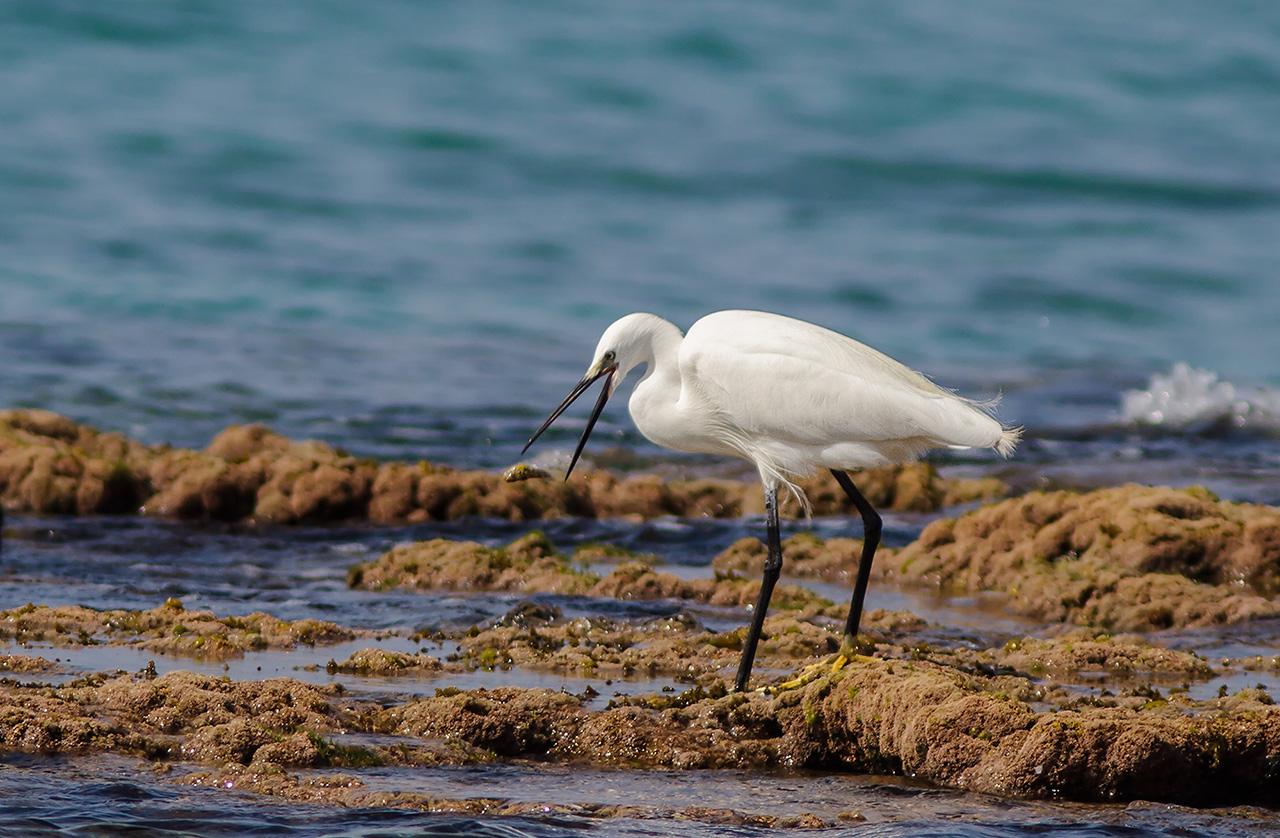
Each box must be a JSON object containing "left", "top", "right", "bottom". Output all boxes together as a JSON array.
[
  {"left": 348, "top": 532, "right": 830, "bottom": 616},
  {"left": 877, "top": 484, "right": 1280, "bottom": 631},
  {"left": 0, "top": 410, "right": 1008, "bottom": 524},
  {"left": 0, "top": 600, "right": 363, "bottom": 656}
]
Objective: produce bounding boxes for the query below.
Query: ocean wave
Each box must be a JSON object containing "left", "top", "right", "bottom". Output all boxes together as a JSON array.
[{"left": 1120, "top": 363, "right": 1280, "bottom": 433}]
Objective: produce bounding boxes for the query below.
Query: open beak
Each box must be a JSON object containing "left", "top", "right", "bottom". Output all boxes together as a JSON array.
[{"left": 522, "top": 364, "right": 617, "bottom": 480}]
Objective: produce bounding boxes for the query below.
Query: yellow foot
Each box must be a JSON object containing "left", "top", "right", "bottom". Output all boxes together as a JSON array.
[{"left": 765, "top": 652, "right": 876, "bottom": 693}]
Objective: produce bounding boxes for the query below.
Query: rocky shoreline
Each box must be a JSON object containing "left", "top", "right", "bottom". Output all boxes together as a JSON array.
[
  {"left": 2, "top": 411, "right": 1279, "bottom": 822},
  {"left": 0, "top": 409, "right": 1004, "bottom": 523}
]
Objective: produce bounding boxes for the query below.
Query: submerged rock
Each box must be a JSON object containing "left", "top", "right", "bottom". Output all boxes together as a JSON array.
[{"left": 0, "top": 410, "right": 1007, "bottom": 524}]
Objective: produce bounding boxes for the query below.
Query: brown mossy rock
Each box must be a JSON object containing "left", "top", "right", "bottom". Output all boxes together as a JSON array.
[
  {"left": 205, "top": 424, "right": 292, "bottom": 462},
  {"left": 368, "top": 462, "right": 424, "bottom": 522},
  {"left": 791, "top": 660, "right": 1280, "bottom": 804},
  {"left": 992, "top": 632, "right": 1215, "bottom": 680},
  {"left": 0, "top": 409, "right": 83, "bottom": 441},
  {"left": 0, "top": 654, "right": 58, "bottom": 673},
  {"left": 249, "top": 439, "right": 378, "bottom": 524},
  {"left": 383, "top": 686, "right": 582, "bottom": 755},
  {"left": 181, "top": 717, "right": 280, "bottom": 764},
  {"left": 146, "top": 451, "right": 263, "bottom": 520},
  {"left": 91, "top": 671, "right": 343, "bottom": 734},
  {"left": 5, "top": 638, "right": 1280, "bottom": 805},
  {"left": 0, "top": 601, "right": 362, "bottom": 656},
  {"left": 0, "top": 410, "right": 1008, "bottom": 523},
  {"left": 713, "top": 534, "right": 880, "bottom": 586},
  {"left": 453, "top": 615, "right": 817, "bottom": 680},
  {"left": 327, "top": 648, "right": 443, "bottom": 675},
  {"left": 360, "top": 655, "right": 1280, "bottom": 805},
  {"left": 797, "top": 462, "right": 1007, "bottom": 515},
  {"left": 0, "top": 410, "right": 154, "bottom": 515},
  {"left": 0, "top": 669, "right": 348, "bottom": 760},
  {"left": 249, "top": 731, "right": 324, "bottom": 768},
  {"left": 350, "top": 533, "right": 600, "bottom": 595},
  {"left": 350, "top": 534, "right": 831, "bottom": 616},
  {"left": 381, "top": 686, "right": 781, "bottom": 769},
  {"left": 0, "top": 690, "right": 129, "bottom": 754},
  {"left": 1, "top": 440, "right": 146, "bottom": 516},
  {"left": 878, "top": 484, "right": 1280, "bottom": 631}
]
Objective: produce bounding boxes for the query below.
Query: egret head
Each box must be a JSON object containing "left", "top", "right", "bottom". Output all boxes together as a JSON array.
[
  {"left": 522, "top": 313, "right": 661, "bottom": 479},
  {"left": 522, "top": 342, "right": 618, "bottom": 480}
]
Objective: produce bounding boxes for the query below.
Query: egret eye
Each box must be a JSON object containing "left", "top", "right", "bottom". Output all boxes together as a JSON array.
[{"left": 602, "top": 350, "right": 616, "bottom": 364}]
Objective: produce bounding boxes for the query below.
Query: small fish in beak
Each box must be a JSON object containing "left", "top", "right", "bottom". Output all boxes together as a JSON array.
[{"left": 522, "top": 361, "right": 617, "bottom": 479}]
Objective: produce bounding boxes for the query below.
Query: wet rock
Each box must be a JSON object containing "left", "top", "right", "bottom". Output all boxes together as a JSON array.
[
  {"left": 384, "top": 686, "right": 582, "bottom": 755},
  {"left": 146, "top": 453, "right": 261, "bottom": 520},
  {"left": 993, "top": 632, "right": 1215, "bottom": 679},
  {"left": 4, "top": 617, "right": 1280, "bottom": 806},
  {"left": 350, "top": 533, "right": 830, "bottom": 616},
  {"left": 0, "top": 411, "right": 154, "bottom": 516},
  {"left": 0, "top": 601, "right": 365, "bottom": 656},
  {"left": 0, "top": 690, "right": 127, "bottom": 753},
  {"left": 492, "top": 600, "right": 564, "bottom": 628},
  {"left": 350, "top": 533, "right": 598, "bottom": 595},
  {"left": 182, "top": 717, "right": 279, "bottom": 764},
  {"left": 0, "top": 654, "right": 57, "bottom": 673},
  {"left": 368, "top": 462, "right": 423, "bottom": 522},
  {"left": 0, "top": 410, "right": 1007, "bottom": 524},
  {"left": 326, "top": 648, "right": 443, "bottom": 675},
  {"left": 452, "top": 616, "right": 735, "bottom": 680},
  {"left": 713, "top": 534, "right": 876, "bottom": 586},
  {"left": 250, "top": 731, "right": 324, "bottom": 768},
  {"left": 205, "top": 423, "right": 292, "bottom": 463},
  {"left": 0, "top": 409, "right": 82, "bottom": 441},
  {"left": 876, "top": 484, "right": 1280, "bottom": 631}
]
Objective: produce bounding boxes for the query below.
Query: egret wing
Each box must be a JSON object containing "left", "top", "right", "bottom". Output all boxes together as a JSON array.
[{"left": 680, "top": 311, "right": 1002, "bottom": 451}]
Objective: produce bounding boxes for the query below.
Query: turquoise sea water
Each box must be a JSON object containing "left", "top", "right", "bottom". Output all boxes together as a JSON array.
[
  {"left": 4, "top": 1, "right": 1280, "bottom": 461},
  {"left": 3, "top": 2, "right": 1280, "bottom": 835}
]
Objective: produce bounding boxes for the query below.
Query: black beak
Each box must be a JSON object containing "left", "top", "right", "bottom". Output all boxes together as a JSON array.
[{"left": 522, "top": 365, "right": 617, "bottom": 480}]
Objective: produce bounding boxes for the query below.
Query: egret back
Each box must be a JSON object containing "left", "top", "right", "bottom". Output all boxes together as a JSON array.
[{"left": 678, "top": 310, "right": 1011, "bottom": 474}]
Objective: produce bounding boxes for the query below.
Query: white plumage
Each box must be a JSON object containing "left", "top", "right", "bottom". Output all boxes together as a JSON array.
[
  {"left": 599, "top": 310, "right": 1018, "bottom": 506},
  {"left": 525, "top": 309, "right": 1019, "bottom": 691}
]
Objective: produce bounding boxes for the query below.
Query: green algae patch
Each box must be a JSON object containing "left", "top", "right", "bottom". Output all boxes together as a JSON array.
[
  {"left": 874, "top": 484, "right": 1280, "bottom": 631},
  {"left": 0, "top": 601, "right": 364, "bottom": 657},
  {"left": 0, "top": 409, "right": 1008, "bottom": 524}
]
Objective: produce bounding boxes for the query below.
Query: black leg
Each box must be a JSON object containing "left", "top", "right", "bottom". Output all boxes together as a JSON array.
[
  {"left": 831, "top": 469, "right": 882, "bottom": 654},
  {"left": 735, "top": 481, "right": 782, "bottom": 692}
]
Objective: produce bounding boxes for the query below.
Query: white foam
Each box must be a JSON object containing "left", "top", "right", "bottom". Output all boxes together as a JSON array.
[{"left": 1120, "top": 363, "right": 1280, "bottom": 431}]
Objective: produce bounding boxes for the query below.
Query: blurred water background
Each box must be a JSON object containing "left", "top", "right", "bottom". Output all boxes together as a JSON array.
[
  {"left": 3, "top": 1, "right": 1280, "bottom": 486},
  {"left": 3, "top": 1, "right": 1280, "bottom": 835}
]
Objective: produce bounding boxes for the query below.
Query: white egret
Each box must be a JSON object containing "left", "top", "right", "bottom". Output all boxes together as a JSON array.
[{"left": 524, "top": 310, "right": 1020, "bottom": 691}]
